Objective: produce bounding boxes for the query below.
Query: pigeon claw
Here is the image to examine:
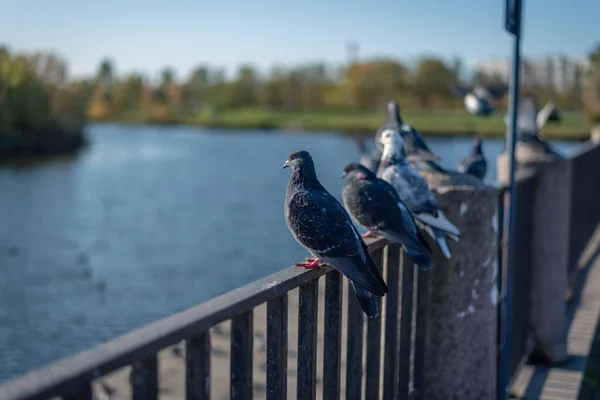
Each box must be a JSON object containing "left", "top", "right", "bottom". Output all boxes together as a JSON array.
[
  {"left": 294, "top": 258, "right": 325, "bottom": 269},
  {"left": 361, "top": 231, "right": 379, "bottom": 238}
]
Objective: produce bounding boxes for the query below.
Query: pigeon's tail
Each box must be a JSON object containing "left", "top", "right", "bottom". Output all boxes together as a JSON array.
[
  {"left": 433, "top": 228, "right": 452, "bottom": 259},
  {"left": 350, "top": 280, "right": 379, "bottom": 319},
  {"left": 378, "top": 229, "right": 432, "bottom": 270},
  {"left": 420, "top": 224, "right": 452, "bottom": 259},
  {"left": 414, "top": 210, "right": 460, "bottom": 238}
]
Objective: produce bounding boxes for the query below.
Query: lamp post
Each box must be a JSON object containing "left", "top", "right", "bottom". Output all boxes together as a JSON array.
[{"left": 500, "top": 0, "right": 523, "bottom": 399}]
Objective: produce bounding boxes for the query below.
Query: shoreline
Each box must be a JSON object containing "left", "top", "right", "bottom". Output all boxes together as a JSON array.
[
  {"left": 0, "top": 127, "right": 88, "bottom": 164},
  {"left": 90, "top": 110, "right": 593, "bottom": 141}
]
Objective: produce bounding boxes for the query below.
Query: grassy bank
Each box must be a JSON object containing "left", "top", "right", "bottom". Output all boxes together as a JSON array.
[{"left": 107, "top": 108, "right": 594, "bottom": 140}]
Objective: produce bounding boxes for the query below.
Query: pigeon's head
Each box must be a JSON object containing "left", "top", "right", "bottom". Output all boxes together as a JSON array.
[
  {"left": 387, "top": 101, "right": 400, "bottom": 119},
  {"left": 473, "top": 137, "right": 483, "bottom": 151},
  {"left": 282, "top": 149, "right": 314, "bottom": 171},
  {"left": 341, "top": 162, "right": 375, "bottom": 180},
  {"left": 380, "top": 129, "right": 406, "bottom": 155}
]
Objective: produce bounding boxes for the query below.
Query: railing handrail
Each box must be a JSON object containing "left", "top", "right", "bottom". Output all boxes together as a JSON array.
[
  {"left": 568, "top": 140, "right": 600, "bottom": 160},
  {"left": 0, "top": 237, "right": 389, "bottom": 400}
]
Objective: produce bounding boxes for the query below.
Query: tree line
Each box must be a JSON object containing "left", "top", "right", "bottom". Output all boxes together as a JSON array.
[{"left": 1, "top": 43, "right": 600, "bottom": 142}]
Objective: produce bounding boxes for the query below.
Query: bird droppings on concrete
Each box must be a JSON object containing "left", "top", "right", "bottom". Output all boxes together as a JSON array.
[
  {"left": 491, "top": 210, "right": 498, "bottom": 234},
  {"left": 490, "top": 285, "right": 499, "bottom": 306},
  {"left": 491, "top": 260, "right": 498, "bottom": 282}
]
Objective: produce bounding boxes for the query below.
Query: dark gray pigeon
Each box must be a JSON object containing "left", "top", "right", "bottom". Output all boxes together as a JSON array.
[
  {"left": 341, "top": 162, "right": 432, "bottom": 270},
  {"left": 283, "top": 150, "right": 388, "bottom": 318},
  {"left": 457, "top": 137, "right": 487, "bottom": 180}
]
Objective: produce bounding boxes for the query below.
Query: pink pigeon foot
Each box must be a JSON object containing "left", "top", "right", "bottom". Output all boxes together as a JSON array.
[
  {"left": 294, "top": 258, "right": 325, "bottom": 269},
  {"left": 361, "top": 231, "right": 379, "bottom": 238}
]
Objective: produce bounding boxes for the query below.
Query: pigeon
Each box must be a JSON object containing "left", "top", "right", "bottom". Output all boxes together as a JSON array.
[
  {"left": 452, "top": 83, "right": 508, "bottom": 116},
  {"left": 356, "top": 134, "right": 381, "bottom": 173},
  {"left": 378, "top": 130, "right": 461, "bottom": 258},
  {"left": 341, "top": 162, "right": 432, "bottom": 270},
  {"left": 457, "top": 137, "right": 487, "bottom": 180},
  {"left": 375, "top": 101, "right": 447, "bottom": 175},
  {"left": 503, "top": 96, "right": 563, "bottom": 161},
  {"left": 283, "top": 150, "right": 388, "bottom": 318}
]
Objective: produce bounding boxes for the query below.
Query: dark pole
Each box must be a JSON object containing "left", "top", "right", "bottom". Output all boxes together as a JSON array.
[{"left": 501, "top": 0, "right": 522, "bottom": 399}]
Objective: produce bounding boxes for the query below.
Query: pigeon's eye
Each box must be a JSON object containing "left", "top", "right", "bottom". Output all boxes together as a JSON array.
[{"left": 290, "top": 155, "right": 297, "bottom": 160}]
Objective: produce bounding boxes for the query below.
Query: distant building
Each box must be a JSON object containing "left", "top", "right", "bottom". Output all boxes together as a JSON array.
[{"left": 475, "top": 55, "right": 591, "bottom": 92}]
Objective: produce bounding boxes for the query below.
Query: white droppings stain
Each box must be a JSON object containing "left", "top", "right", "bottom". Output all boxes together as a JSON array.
[
  {"left": 456, "top": 304, "right": 476, "bottom": 319},
  {"left": 491, "top": 210, "right": 499, "bottom": 234},
  {"left": 490, "top": 285, "right": 499, "bottom": 306},
  {"left": 460, "top": 270, "right": 465, "bottom": 277},
  {"left": 483, "top": 257, "right": 493, "bottom": 268},
  {"left": 472, "top": 288, "right": 479, "bottom": 300},
  {"left": 491, "top": 260, "right": 498, "bottom": 282},
  {"left": 263, "top": 281, "right": 280, "bottom": 289},
  {"left": 460, "top": 202, "right": 469, "bottom": 215}
]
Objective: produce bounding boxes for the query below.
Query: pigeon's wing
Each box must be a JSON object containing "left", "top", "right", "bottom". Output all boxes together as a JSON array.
[
  {"left": 517, "top": 97, "right": 539, "bottom": 134},
  {"left": 487, "top": 84, "right": 509, "bottom": 98},
  {"left": 383, "top": 165, "right": 438, "bottom": 215},
  {"left": 536, "top": 101, "right": 555, "bottom": 129},
  {"left": 452, "top": 83, "right": 469, "bottom": 97},
  {"left": 287, "top": 190, "right": 387, "bottom": 295}
]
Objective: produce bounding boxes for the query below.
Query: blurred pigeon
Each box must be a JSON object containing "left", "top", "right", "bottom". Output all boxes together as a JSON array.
[
  {"left": 452, "top": 83, "right": 508, "bottom": 116},
  {"left": 457, "top": 137, "right": 487, "bottom": 180},
  {"left": 341, "top": 162, "right": 432, "bottom": 270},
  {"left": 376, "top": 101, "right": 441, "bottom": 164},
  {"left": 378, "top": 130, "right": 461, "bottom": 258},
  {"left": 375, "top": 102, "right": 447, "bottom": 175},
  {"left": 356, "top": 134, "right": 381, "bottom": 173},
  {"left": 503, "top": 96, "right": 563, "bottom": 160},
  {"left": 283, "top": 150, "right": 388, "bottom": 318}
]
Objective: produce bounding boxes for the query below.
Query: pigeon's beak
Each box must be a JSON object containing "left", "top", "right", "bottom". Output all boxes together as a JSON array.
[
  {"left": 282, "top": 160, "right": 290, "bottom": 169},
  {"left": 407, "top": 148, "right": 440, "bottom": 163},
  {"left": 340, "top": 171, "right": 347, "bottom": 179}
]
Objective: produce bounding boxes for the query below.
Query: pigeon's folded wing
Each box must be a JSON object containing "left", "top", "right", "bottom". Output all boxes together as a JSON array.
[{"left": 288, "top": 190, "right": 386, "bottom": 295}]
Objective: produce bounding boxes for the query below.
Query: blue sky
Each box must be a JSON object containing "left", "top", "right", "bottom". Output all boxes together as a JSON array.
[{"left": 0, "top": 0, "right": 598, "bottom": 80}]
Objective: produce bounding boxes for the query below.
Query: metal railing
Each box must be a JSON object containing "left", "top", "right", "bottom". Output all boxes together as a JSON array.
[{"left": 0, "top": 240, "right": 428, "bottom": 400}]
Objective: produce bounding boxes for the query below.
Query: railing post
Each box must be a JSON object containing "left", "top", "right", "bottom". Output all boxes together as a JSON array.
[
  {"left": 416, "top": 174, "right": 500, "bottom": 399},
  {"left": 497, "top": 156, "right": 570, "bottom": 364},
  {"left": 591, "top": 125, "right": 600, "bottom": 145}
]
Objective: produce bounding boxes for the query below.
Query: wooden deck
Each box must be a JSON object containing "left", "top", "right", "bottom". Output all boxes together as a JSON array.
[{"left": 510, "top": 230, "right": 600, "bottom": 400}]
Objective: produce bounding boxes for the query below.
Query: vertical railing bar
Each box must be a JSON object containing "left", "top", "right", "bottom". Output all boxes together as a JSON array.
[
  {"left": 412, "top": 268, "right": 429, "bottom": 395},
  {"left": 397, "top": 251, "right": 415, "bottom": 399},
  {"left": 267, "top": 294, "right": 288, "bottom": 400},
  {"left": 345, "top": 274, "right": 365, "bottom": 400},
  {"left": 231, "top": 311, "right": 254, "bottom": 400},
  {"left": 186, "top": 331, "right": 211, "bottom": 400},
  {"left": 383, "top": 245, "right": 401, "bottom": 400},
  {"left": 323, "top": 271, "right": 343, "bottom": 400},
  {"left": 61, "top": 383, "right": 93, "bottom": 400},
  {"left": 297, "top": 279, "right": 319, "bottom": 400},
  {"left": 365, "top": 248, "right": 384, "bottom": 400},
  {"left": 131, "top": 355, "right": 159, "bottom": 400}
]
